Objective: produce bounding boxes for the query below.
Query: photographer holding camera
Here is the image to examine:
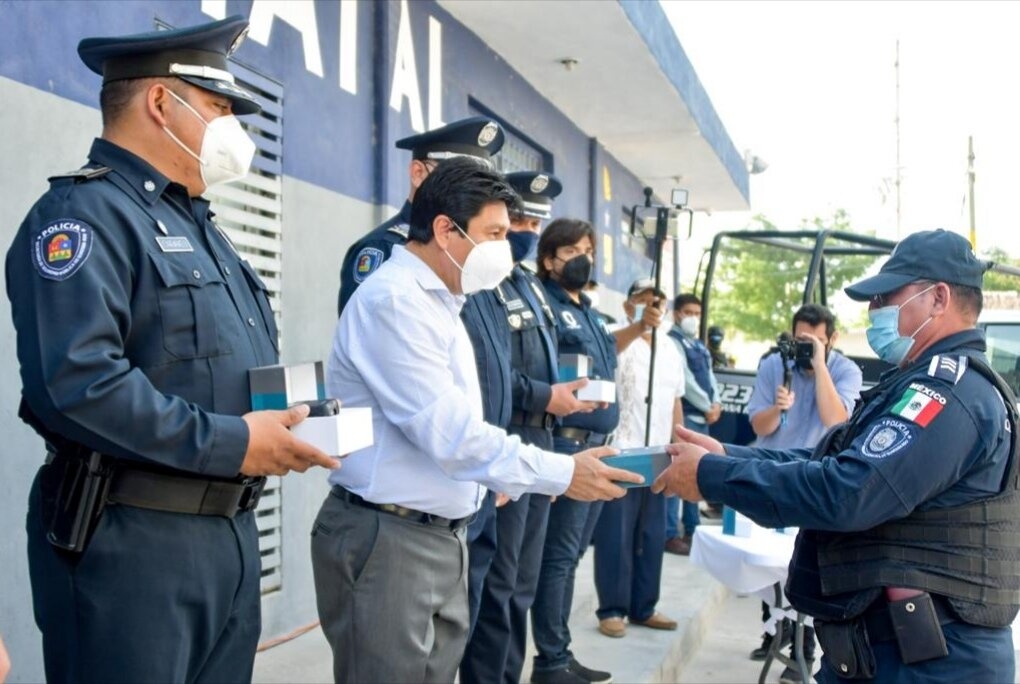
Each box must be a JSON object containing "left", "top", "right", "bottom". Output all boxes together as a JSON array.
[
  {"left": 744, "top": 303, "right": 862, "bottom": 682},
  {"left": 749, "top": 304, "right": 862, "bottom": 449}
]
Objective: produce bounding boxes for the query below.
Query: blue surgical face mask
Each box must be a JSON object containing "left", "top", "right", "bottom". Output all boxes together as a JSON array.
[
  {"left": 866, "top": 284, "right": 936, "bottom": 365},
  {"left": 507, "top": 230, "right": 539, "bottom": 263}
]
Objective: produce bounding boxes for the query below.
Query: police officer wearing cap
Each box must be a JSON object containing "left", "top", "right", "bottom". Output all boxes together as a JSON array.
[
  {"left": 654, "top": 229, "right": 1019, "bottom": 683},
  {"left": 336, "top": 117, "right": 505, "bottom": 316},
  {"left": 6, "top": 16, "right": 336, "bottom": 682},
  {"left": 460, "top": 172, "right": 601, "bottom": 684},
  {"left": 530, "top": 219, "right": 664, "bottom": 684}
]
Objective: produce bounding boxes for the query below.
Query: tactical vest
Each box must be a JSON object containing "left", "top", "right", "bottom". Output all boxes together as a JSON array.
[
  {"left": 786, "top": 354, "right": 1020, "bottom": 627},
  {"left": 668, "top": 329, "right": 714, "bottom": 416}
]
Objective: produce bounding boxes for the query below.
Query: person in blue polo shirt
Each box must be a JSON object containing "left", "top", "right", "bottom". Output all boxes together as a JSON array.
[
  {"left": 654, "top": 229, "right": 1019, "bottom": 684},
  {"left": 336, "top": 117, "right": 505, "bottom": 316}
]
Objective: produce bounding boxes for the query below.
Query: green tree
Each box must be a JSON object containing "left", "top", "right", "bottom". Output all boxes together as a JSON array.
[
  {"left": 981, "top": 246, "right": 1020, "bottom": 292},
  {"left": 706, "top": 210, "right": 874, "bottom": 343}
]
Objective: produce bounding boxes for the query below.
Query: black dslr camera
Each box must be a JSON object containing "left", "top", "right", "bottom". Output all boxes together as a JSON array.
[{"left": 776, "top": 332, "right": 815, "bottom": 370}]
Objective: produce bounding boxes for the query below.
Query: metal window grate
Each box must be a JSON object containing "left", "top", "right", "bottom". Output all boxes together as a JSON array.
[{"left": 205, "top": 61, "right": 286, "bottom": 595}]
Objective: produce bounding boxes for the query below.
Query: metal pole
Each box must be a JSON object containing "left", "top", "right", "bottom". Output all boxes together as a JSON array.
[
  {"left": 643, "top": 206, "right": 670, "bottom": 447},
  {"left": 968, "top": 135, "right": 977, "bottom": 250}
]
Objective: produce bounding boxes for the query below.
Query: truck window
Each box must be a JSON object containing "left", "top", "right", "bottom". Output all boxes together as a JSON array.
[{"left": 984, "top": 322, "right": 1020, "bottom": 397}]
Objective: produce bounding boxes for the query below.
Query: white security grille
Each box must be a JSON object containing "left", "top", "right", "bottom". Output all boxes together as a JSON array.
[{"left": 205, "top": 62, "right": 286, "bottom": 595}]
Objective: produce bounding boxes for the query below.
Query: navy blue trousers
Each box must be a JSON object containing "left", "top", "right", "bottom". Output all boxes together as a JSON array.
[
  {"left": 461, "top": 493, "right": 551, "bottom": 684},
  {"left": 27, "top": 467, "right": 261, "bottom": 684},
  {"left": 465, "top": 490, "right": 499, "bottom": 640},
  {"left": 592, "top": 486, "right": 667, "bottom": 621},
  {"left": 531, "top": 488, "right": 604, "bottom": 673},
  {"left": 816, "top": 620, "right": 1013, "bottom": 684}
]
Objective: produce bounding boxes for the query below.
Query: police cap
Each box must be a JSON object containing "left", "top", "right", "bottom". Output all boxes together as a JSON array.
[
  {"left": 505, "top": 171, "right": 563, "bottom": 220},
  {"left": 845, "top": 229, "right": 990, "bottom": 301},
  {"left": 395, "top": 116, "right": 505, "bottom": 161},
  {"left": 78, "top": 15, "right": 261, "bottom": 115}
]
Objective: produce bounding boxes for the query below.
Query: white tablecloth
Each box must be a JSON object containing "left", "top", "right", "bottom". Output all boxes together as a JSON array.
[{"left": 690, "top": 525, "right": 797, "bottom": 602}]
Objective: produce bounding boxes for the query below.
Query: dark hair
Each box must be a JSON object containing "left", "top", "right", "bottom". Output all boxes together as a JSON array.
[
  {"left": 792, "top": 303, "right": 836, "bottom": 339},
  {"left": 536, "top": 218, "right": 596, "bottom": 280},
  {"left": 674, "top": 293, "right": 702, "bottom": 310},
  {"left": 949, "top": 284, "right": 983, "bottom": 319},
  {"left": 99, "top": 77, "right": 179, "bottom": 127},
  {"left": 407, "top": 157, "right": 520, "bottom": 243}
]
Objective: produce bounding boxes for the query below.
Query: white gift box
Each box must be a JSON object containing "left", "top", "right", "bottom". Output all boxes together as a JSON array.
[
  {"left": 290, "top": 407, "right": 374, "bottom": 458},
  {"left": 576, "top": 379, "right": 616, "bottom": 403}
]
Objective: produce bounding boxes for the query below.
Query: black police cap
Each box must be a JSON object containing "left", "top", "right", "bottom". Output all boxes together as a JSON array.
[
  {"left": 395, "top": 116, "right": 505, "bottom": 161},
  {"left": 78, "top": 15, "right": 261, "bottom": 116},
  {"left": 845, "top": 228, "right": 990, "bottom": 301},
  {"left": 505, "top": 171, "right": 562, "bottom": 220}
]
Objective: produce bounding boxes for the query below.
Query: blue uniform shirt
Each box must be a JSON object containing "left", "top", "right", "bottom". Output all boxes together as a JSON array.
[
  {"left": 337, "top": 201, "right": 410, "bottom": 316},
  {"left": 698, "top": 329, "right": 1011, "bottom": 531},
  {"left": 461, "top": 289, "right": 513, "bottom": 428},
  {"left": 6, "top": 139, "right": 279, "bottom": 477},
  {"left": 542, "top": 279, "right": 619, "bottom": 435}
]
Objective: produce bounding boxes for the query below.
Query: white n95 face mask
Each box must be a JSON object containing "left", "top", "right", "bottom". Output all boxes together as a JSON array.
[
  {"left": 163, "top": 90, "right": 256, "bottom": 188},
  {"left": 445, "top": 221, "right": 514, "bottom": 294},
  {"left": 680, "top": 316, "right": 700, "bottom": 337}
]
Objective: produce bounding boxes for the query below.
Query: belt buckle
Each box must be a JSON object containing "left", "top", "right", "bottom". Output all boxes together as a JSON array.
[{"left": 237, "top": 477, "right": 266, "bottom": 512}]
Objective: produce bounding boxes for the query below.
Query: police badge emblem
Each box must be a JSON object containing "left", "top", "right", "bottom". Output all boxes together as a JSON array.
[
  {"left": 477, "top": 122, "right": 499, "bottom": 147},
  {"left": 530, "top": 175, "right": 550, "bottom": 193}
]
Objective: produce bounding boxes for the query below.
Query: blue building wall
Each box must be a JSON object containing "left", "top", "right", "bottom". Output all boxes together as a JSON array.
[{"left": 0, "top": 1, "right": 664, "bottom": 679}]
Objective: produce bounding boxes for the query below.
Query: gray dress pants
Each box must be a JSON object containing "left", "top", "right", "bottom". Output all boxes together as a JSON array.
[{"left": 311, "top": 490, "right": 470, "bottom": 683}]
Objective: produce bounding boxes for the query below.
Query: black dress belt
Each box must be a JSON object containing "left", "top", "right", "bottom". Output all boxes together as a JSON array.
[
  {"left": 862, "top": 594, "right": 956, "bottom": 643},
  {"left": 510, "top": 410, "right": 555, "bottom": 431},
  {"left": 107, "top": 467, "right": 265, "bottom": 518},
  {"left": 331, "top": 486, "right": 472, "bottom": 531},
  {"left": 553, "top": 426, "right": 612, "bottom": 447}
]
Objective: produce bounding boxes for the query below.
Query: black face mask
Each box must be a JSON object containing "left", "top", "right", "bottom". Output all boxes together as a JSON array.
[{"left": 556, "top": 254, "right": 593, "bottom": 292}]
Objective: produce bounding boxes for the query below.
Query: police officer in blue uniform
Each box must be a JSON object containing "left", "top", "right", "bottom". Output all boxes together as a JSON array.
[
  {"left": 5, "top": 17, "right": 335, "bottom": 683},
  {"left": 654, "top": 229, "right": 1018, "bottom": 683},
  {"left": 336, "top": 117, "right": 506, "bottom": 316},
  {"left": 461, "top": 173, "right": 600, "bottom": 684},
  {"left": 529, "top": 218, "right": 664, "bottom": 684}
]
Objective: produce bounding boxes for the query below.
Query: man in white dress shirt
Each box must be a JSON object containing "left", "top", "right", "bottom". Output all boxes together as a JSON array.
[{"left": 311, "top": 157, "right": 640, "bottom": 683}]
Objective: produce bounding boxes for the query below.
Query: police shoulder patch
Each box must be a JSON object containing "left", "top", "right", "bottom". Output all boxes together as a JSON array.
[
  {"left": 890, "top": 382, "right": 949, "bottom": 427},
  {"left": 352, "top": 247, "right": 384, "bottom": 283},
  {"left": 927, "top": 354, "right": 968, "bottom": 384},
  {"left": 32, "top": 219, "right": 94, "bottom": 281},
  {"left": 860, "top": 418, "right": 914, "bottom": 459}
]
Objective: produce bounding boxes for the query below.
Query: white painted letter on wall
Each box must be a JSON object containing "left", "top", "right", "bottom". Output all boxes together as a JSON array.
[
  {"left": 339, "top": 0, "right": 358, "bottom": 94},
  {"left": 428, "top": 17, "right": 444, "bottom": 130},
  {"left": 249, "top": 0, "right": 325, "bottom": 78},
  {"left": 389, "top": 0, "right": 425, "bottom": 132},
  {"left": 201, "top": 0, "right": 227, "bottom": 20}
]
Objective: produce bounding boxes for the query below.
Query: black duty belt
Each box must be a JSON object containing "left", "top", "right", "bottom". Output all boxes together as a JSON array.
[
  {"left": 510, "top": 410, "right": 555, "bottom": 431},
  {"left": 107, "top": 467, "right": 265, "bottom": 518},
  {"left": 862, "top": 594, "right": 956, "bottom": 643},
  {"left": 553, "top": 426, "right": 613, "bottom": 447},
  {"left": 331, "top": 485, "right": 472, "bottom": 531}
]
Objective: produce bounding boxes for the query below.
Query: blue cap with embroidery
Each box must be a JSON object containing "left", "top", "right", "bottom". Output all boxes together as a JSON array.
[
  {"left": 845, "top": 229, "right": 990, "bottom": 301},
  {"left": 78, "top": 15, "right": 260, "bottom": 115},
  {"left": 395, "top": 116, "right": 505, "bottom": 161}
]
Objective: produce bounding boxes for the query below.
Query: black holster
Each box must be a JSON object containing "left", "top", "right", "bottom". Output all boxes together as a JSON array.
[
  {"left": 43, "top": 450, "right": 113, "bottom": 555},
  {"left": 814, "top": 618, "right": 877, "bottom": 680}
]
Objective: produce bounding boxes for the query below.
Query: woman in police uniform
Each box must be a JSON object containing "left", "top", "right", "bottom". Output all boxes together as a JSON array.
[{"left": 528, "top": 219, "right": 663, "bottom": 684}]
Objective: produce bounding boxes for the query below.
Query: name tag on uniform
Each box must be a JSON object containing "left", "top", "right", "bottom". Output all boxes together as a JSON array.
[{"left": 156, "top": 236, "right": 194, "bottom": 253}]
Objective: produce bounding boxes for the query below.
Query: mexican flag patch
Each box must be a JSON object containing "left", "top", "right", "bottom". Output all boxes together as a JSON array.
[{"left": 890, "top": 384, "right": 947, "bottom": 427}]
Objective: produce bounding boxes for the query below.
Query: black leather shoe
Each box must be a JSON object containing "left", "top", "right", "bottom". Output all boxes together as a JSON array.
[
  {"left": 531, "top": 667, "right": 588, "bottom": 684},
  {"left": 568, "top": 657, "right": 612, "bottom": 683},
  {"left": 749, "top": 633, "right": 773, "bottom": 660}
]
